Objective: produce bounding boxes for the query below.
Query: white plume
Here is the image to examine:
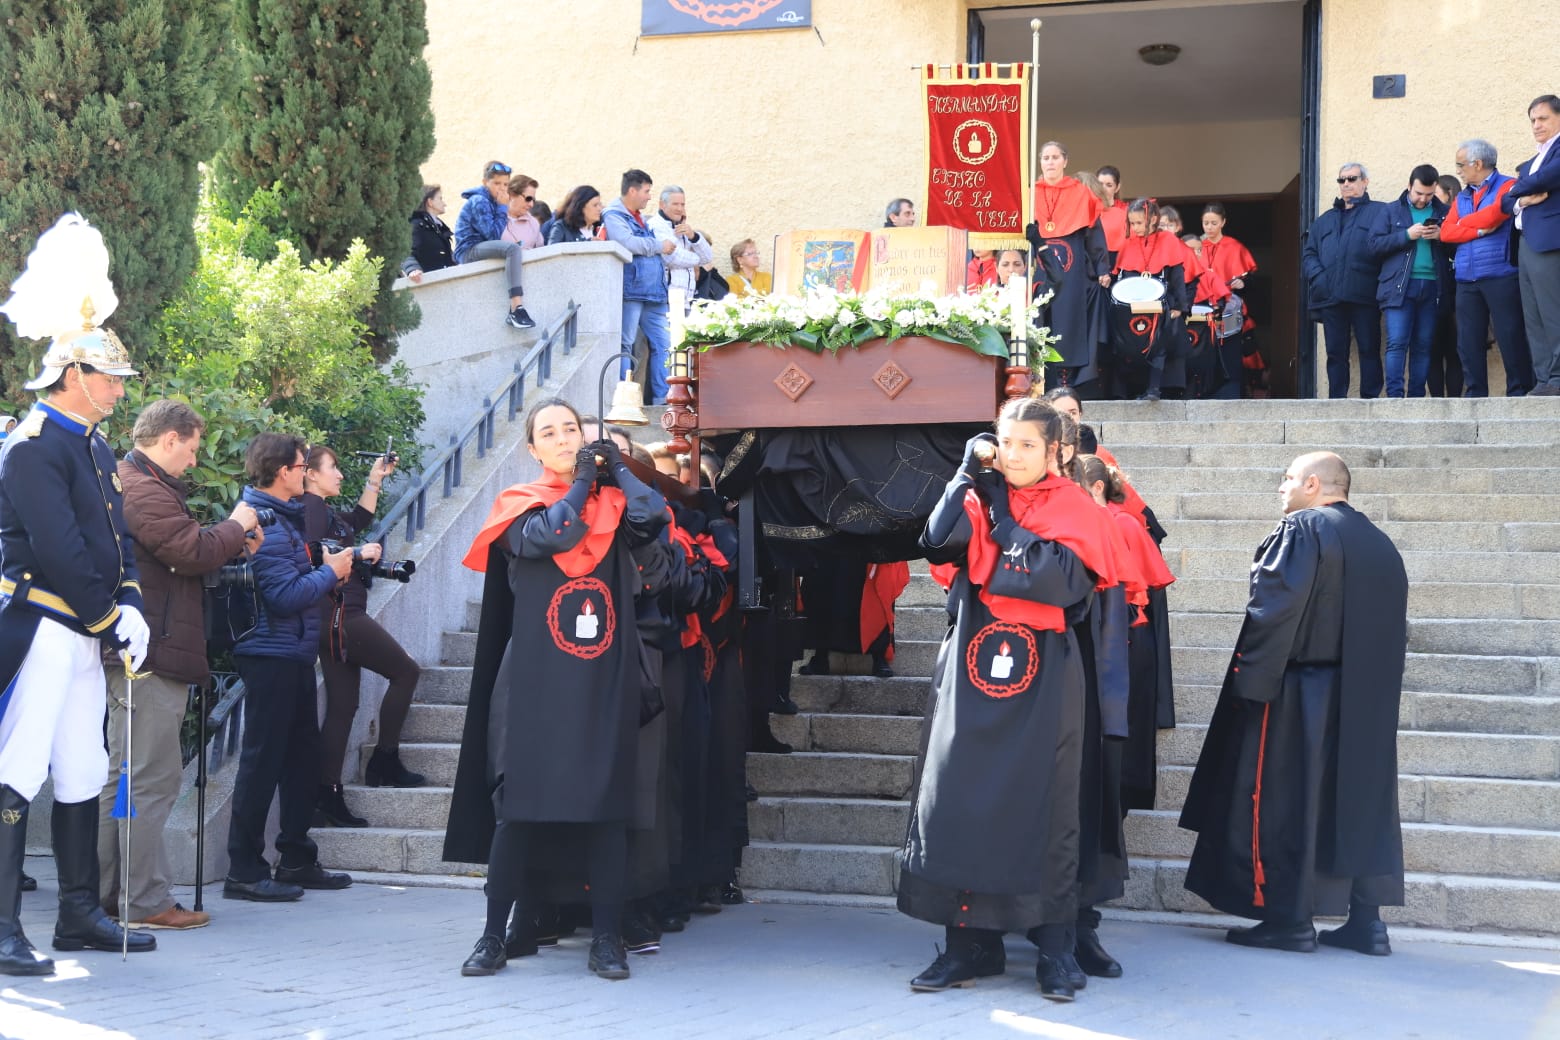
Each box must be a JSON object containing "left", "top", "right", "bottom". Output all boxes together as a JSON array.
[{"left": 1, "top": 213, "right": 120, "bottom": 341}]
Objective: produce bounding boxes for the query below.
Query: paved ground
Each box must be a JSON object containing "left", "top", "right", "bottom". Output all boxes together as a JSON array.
[{"left": 4, "top": 860, "right": 1558, "bottom": 1040}]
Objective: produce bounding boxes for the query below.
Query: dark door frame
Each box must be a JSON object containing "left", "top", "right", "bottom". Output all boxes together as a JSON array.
[{"left": 968, "top": 0, "right": 1325, "bottom": 397}]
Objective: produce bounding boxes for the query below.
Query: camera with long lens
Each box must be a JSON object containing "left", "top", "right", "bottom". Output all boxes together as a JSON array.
[{"left": 309, "top": 539, "right": 416, "bottom": 587}]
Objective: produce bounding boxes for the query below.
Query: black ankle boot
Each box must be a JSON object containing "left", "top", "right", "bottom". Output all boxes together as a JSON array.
[
  {"left": 313, "top": 784, "right": 368, "bottom": 828},
  {"left": 1036, "top": 954, "right": 1077, "bottom": 1001},
  {"left": 365, "top": 746, "right": 425, "bottom": 788},
  {"left": 1075, "top": 924, "right": 1123, "bottom": 978},
  {"left": 0, "top": 787, "right": 53, "bottom": 976},
  {"left": 909, "top": 939, "right": 1006, "bottom": 992},
  {"left": 50, "top": 798, "right": 155, "bottom": 954},
  {"left": 461, "top": 934, "right": 507, "bottom": 976},
  {"left": 504, "top": 905, "right": 538, "bottom": 958},
  {"left": 589, "top": 933, "right": 630, "bottom": 979}
]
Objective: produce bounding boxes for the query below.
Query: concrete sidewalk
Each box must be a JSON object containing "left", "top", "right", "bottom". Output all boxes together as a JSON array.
[{"left": 4, "top": 860, "right": 1558, "bottom": 1040}]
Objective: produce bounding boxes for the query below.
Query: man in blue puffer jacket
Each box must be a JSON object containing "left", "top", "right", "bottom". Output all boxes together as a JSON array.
[
  {"left": 1367, "top": 165, "right": 1454, "bottom": 398},
  {"left": 603, "top": 169, "right": 676, "bottom": 403},
  {"left": 454, "top": 160, "right": 536, "bottom": 330},
  {"left": 1440, "top": 139, "right": 1535, "bottom": 397},
  {"left": 223, "top": 434, "right": 357, "bottom": 903}
]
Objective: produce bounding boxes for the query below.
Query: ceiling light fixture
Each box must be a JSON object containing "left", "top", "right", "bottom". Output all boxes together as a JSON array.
[{"left": 1138, "top": 43, "right": 1181, "bottom": 67}]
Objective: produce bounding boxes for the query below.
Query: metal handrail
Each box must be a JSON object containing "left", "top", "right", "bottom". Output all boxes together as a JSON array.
[{"left": 365, "top": 301, "right": 580, "bottom": 547}]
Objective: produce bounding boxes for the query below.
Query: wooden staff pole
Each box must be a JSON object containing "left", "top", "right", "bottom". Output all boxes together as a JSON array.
[{"left": 1030, "top": 19, "right": 1042, "bottom": 181}]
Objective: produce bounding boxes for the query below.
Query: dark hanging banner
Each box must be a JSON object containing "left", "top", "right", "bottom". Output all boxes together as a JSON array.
[{"left": 641, "top": 0, "right": 811, "bottom": 37}]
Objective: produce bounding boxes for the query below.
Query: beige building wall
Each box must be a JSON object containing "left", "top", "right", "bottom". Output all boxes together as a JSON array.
[
  {"left": 423, "top": 0, "right": 964, "bottom": 274},
  {"left": 422, "top": 0, "right": 1552, "bottom": 281},
  {"left": 1316, "top": 0, "right": 1550, "bottom": 216}
]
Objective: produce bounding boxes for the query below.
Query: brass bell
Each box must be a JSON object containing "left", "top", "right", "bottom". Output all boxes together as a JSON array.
[{"left": 604, "top": 378, "right": 650, "bottom": 426}]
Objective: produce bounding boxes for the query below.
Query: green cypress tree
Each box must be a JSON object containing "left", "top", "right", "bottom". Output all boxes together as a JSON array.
[
  {"left": 217, "top": 0, "right": 435, "bottom": 353},
  {"left": 0, "top": 0, "right": 233, "bottom": 402}
]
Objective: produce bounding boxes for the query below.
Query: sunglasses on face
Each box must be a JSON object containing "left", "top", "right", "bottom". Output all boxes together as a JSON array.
[
  {"left": 1337, "top": 175, "right": 1361, "bottom": 184},
  {"left": 522, "top": 195, "right": 535, "bottom": 203}
]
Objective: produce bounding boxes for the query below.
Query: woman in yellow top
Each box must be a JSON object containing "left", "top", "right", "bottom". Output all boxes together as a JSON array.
[{"left": 727, "top": 239, "right": 772, "bottom": 297}]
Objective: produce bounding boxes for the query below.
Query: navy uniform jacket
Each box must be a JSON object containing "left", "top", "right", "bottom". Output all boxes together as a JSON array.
[{"left": 0, "top": 401, "right": 142, "bottom": 644}]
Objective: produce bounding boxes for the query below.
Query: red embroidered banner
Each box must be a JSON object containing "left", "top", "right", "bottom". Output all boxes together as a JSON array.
[{"left": 920, "top": 64, "right": 1031, "bottom": 249}]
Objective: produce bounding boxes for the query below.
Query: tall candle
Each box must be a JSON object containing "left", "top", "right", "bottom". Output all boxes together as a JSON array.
[{"left": 1010, "top": 276, "right": 1028, "bottom": 346}]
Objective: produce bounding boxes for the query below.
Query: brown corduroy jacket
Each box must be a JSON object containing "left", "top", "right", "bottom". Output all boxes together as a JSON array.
[{"left": 104, "top": 451, "right": 249, "bottom": 686}]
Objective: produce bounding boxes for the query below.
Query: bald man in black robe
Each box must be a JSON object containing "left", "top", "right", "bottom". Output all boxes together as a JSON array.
[{"left": 1180, "top": 452, "right": 1409, "bottom": 956}]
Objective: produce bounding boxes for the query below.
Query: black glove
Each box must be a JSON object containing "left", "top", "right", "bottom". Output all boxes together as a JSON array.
[
  {"left": 961, "top": 432, "right": 998, "bottom": 477},
  {"left": 574, "top": 447, "right": 600, "bottom": 485},
  {"left": 974, "top": 469, "right": 1011, "bottom": 524},
  {"left": 593, "top": 438, "right": 624, "bottom": 472}
]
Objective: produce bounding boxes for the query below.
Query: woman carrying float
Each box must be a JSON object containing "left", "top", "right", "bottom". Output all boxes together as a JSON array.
[
  {"left": 899, "top": 398, "right": 1118, "bottom": 1003},
  {"left": 443, "top": 398, "right": 669, "bottom": 981}
]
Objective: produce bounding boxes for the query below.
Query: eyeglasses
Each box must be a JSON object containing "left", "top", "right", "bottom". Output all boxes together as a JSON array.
[
  {"left": 522, "top": 195, "right": 535, "bottom": 203},
  {"left": 1336, "top": 175, "right": 1361, "bottom": 184},
  {"left": 489, "top": 163, "right": 512, "bottom": 175}
]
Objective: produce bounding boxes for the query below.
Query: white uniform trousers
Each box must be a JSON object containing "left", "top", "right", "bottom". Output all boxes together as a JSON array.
[{"left": 0, "top": 616, "right": 111, "bottom": 803}]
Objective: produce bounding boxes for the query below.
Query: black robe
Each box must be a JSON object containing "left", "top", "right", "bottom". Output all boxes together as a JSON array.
[
  {"left": 1179, "top": 503, "right": 1408, "bottom": 921},
  {"left": 897, "top": 478, "right": 1097, "bottom": 932},
  {"left": 443, "top": 491, "right": 662, "bottom": 867},
  {"left": 1076, "top": 584, "right": 1131, "bottom": 907},
  {"left": 1029, "top": 220, "right": 1109, "bottom": 380}
]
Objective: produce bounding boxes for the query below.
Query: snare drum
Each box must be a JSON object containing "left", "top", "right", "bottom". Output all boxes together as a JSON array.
[
  {"left": 1110, "top": 275, "right": 1166, "bottom": 315},
  {"left": 1216, "top": 294, "right": 1244, "bottom": 339},
  {"left": 1188, "top": 304, "right": 1213, "bottom": 324}
]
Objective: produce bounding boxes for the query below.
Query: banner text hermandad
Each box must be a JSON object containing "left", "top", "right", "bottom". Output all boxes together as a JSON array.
[{"left": 919, "top": 64, "right": 1032, "bottom": 251}]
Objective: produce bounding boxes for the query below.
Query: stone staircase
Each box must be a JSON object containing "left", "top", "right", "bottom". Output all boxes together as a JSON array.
[{"left": 314, "top": 398, "right": 1560, "bottom": 935}]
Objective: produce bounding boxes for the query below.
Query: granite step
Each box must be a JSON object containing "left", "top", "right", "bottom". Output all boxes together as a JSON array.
[
  {"left": 749, "top": 796, "right": 910, "bottom": 847},
  {"left": 747, "top": 751, "right": 915, "bottom": 799},
  {"left": 1172, "top": 682, "right": 1560, "bottom": 736},
  {"left": 1134, "top": 519, "right": 1560, "bottom": 554},
  {"left": 1084, "top": 397, "right": 1560, "bottom": 422},
  {"left": 1168, "top": 610, "right": 1560, "bottom": 658},
  {"left": 310, "top": 825, "right": 482, "bottom": 877},
  {"left": 770, "top": 713, "right": 923, "bottom": 756},
  {"left": 1168, "top": 578, "right": 1560, "bottom": 620},
  {"left": 1124, "top": 465, "right": 1548, "bottom": 496},
  {"left": 1173, "top": 646, "right": 1560, "bottom": 696},
  {"left": 1157, "top": 723, "right": 1560, "bottom": 780},
  {"left": 1106, "top": 443, "right": 1560, "bottom": 472},
  {"left": 1167, "top": 547, "right": 1560, "bottom": 585},
  {"left": 734, "top": 842, "right": 1560, "bottom": 933},
  {"left": 1166, "top": 492, "right": 1556, "bottom": 524},
  {"left": 1115, "top": 858, "right": 1560, "bottom": 935},
  {"left": 1125, "top": 810, "right": 1560, "bottom": 881},
  {"left": 1154, "top": 764, "right": 1560, "bottom": 831}
]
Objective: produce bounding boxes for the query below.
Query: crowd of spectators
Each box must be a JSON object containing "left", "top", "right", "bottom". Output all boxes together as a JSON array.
[{"left": 1303, "top": 94, "right": 1560, "bottom": 398}]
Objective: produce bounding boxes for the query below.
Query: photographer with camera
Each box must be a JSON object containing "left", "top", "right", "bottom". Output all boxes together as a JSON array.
[
  {"left": 222, "top": 434, "right": 356, "bottom": 903},
  {"left": 301, "top": 445, "right": 424, "bottom": 830},
  {"left": 94, "top": 400, "right": 262, "bottom": 932}
]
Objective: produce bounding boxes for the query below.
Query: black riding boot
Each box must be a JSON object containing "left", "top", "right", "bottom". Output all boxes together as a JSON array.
[
  {"left": 0, "top": 786, "right": 52, "bottom": 976},
  {"left": 51, "top": 798, "right": 155, "bottom": 953}
]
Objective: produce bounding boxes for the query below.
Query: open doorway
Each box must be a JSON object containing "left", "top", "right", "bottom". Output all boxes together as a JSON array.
[{"left": 972, "top": 0, "right": 1311, "bottom": 396}]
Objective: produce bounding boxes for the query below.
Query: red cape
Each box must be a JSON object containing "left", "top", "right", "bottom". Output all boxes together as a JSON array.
[
  {"left": 965, "top": 474, "right": 1121, "bottom": 631},
  {"left": 1115, "top": 230, "right": 1184, "bottom": 276},
  {"left": 1104, "top": 505, "right": 1149, "bottom": 623},
  {"left": 1033, "top": 178, "right": 1102, "bottom": 238},
  {"left": 1100, "top": 207, "right": 1128, "bottom": 252},
  {"left": 860, "top": 561, "right": 910, "bottom": 661},
  {"left": 1110, "top": 501, "right": 1174, "bottom": 624},
  {"left": 1201, "top": 235, "right": 1257, "bottom": 284},
  {"left": 462, "top": 471, "right": 626, "bottom": 578}
]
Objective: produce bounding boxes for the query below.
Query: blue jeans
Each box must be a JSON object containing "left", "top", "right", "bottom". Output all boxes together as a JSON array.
[
  {"left": 1382, "top": 278, "right": 1437, "bottom": 398},
  {"left": 1318, "top": 302, "right": 1383, "bottom": 398},
  {"left": 621, "top": 298, "right": 670, "bottom": 402}
]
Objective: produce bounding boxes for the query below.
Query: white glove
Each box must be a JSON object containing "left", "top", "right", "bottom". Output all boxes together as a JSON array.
[{"left": 114, "top": 605, "right": 150, "bottom": 672}]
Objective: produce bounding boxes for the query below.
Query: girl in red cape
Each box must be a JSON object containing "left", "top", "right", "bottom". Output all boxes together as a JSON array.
[
  {"left": 900, "top": 398, "right": 1117, "bottom": 1003},
  {"left": 444, "top": 397, "right": 669, "bottom": 982},
  {"left": 1202, "top": 202, "right": 1261, "bottom": 396},
  {"left": 1109, "top": 198, "right": 1190, "bottom": 402},
  {"left": 1028, "top": 141, "right": 1110, "bottom": 393}
]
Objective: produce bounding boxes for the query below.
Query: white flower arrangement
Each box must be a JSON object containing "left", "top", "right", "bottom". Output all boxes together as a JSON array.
[{"left": 683, "top": 285, "right": 1062, "bottom": 364}]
